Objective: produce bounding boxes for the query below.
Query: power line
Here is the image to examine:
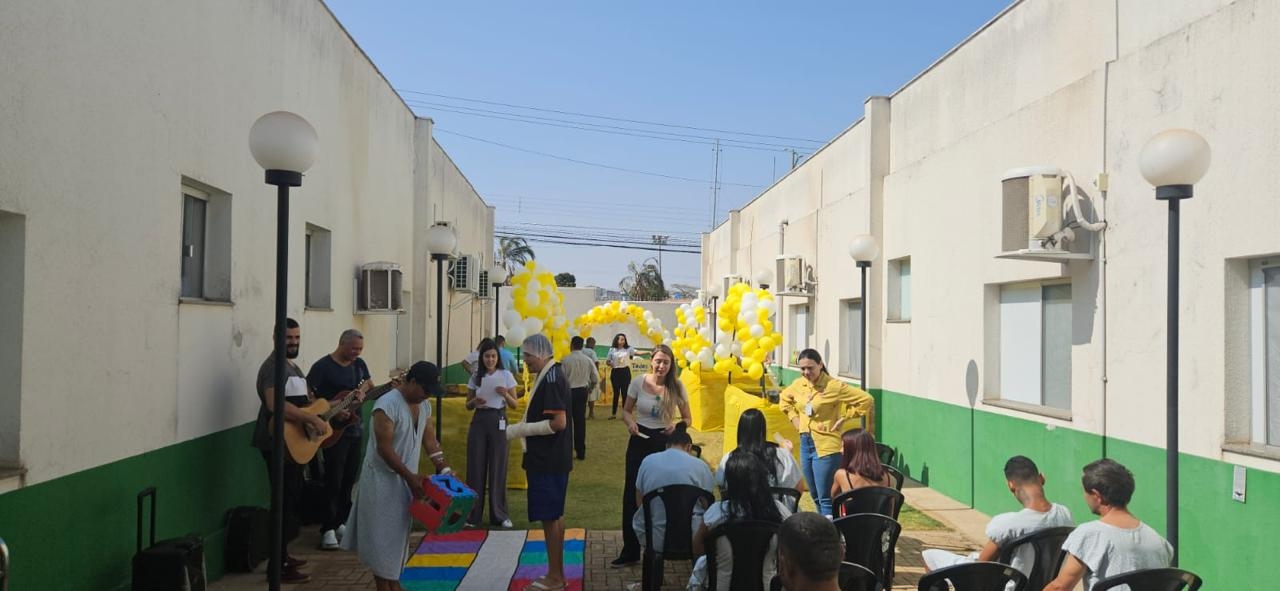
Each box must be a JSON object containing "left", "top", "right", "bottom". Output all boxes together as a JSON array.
[
  {"left": 499, "top": 221, "right": 701, "bottom": 236},
  {"left": 495, "top": 233, "right": 701, "bottom": 254},
  {"left": 435, "top": 128, "right": 763, "bottom": 188},
  {"left": 485, "top": 193, "right": 707, "bottom": 217},
  {"left": 399, "top": 88, "right": 826, "bottom": 144},
  {"left": 406, "top": 100, "right": 797, "bottom": 152},
  {"left": 498, "top": 229, "right": 698, "bottom": 248}
]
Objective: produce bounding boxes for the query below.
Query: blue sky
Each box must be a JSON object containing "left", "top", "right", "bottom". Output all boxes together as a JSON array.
[{"left": 324, "top": 0, "right": 1012, "bottom": 290}]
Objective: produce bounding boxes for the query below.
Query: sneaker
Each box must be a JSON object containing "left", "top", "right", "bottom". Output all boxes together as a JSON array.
[
  {"left": 280, "top": 568, "right": 311, "bottom": 584},
  {"left": 284, "top": 555, "right": 308, "bottom": 569},
  {"left": 319, "top": 529, "right": 339, "bottom": 550},
  {"left": 500, "top": 519, "right": 513, "bottom": 528},
  {"left": 337, "top": 523, "right": 347, "bottom": 541},
  {"left": 610, "top": 555, "right": 640, "bottom": 568}
]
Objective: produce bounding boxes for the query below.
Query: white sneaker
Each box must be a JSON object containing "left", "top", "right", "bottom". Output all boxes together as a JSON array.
[
  {"left": 337, "top": 523, "right": 347, "bottom": 541},
  {"left": 500, "top": 519, "right": 513, "bottom": 528},
  {"left": 320, "top": 529, "right": 339, "bottom": 550}
]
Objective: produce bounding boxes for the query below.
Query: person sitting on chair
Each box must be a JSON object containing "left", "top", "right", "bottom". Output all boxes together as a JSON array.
[
  {"left": 716, "top": 408, "right": 803, "bottom": 494},
  {"left": 631, "top": 424, "right": 716, "bottom": 555},
  {"left": 829, "top": 428, "right": 892, "bottom": 502},
  {"left": 1045, "top": 459, "right": 1172, "bottom": 591},
  {"left": 921, "top": 455, "right": 1074, "bottom": 581},
  {"left": 776, "top": 512, "right": 843, "bottom": 591},
  {"left": 689, "top": 450, "right": 792, "bottom": 591}
]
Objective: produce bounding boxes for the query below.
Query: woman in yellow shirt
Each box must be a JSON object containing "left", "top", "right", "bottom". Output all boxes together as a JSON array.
[{"left": 779, "top": 349, "right": 875, "bottom": 516}]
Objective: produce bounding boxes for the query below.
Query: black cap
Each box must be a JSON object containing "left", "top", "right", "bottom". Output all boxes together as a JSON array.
[{"left": 406, "top": 361, "right": 445, "bottom": 396}]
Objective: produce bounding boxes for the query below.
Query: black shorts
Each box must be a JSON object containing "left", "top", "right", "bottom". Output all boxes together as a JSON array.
[{"left": 526, "top": 471, "right": 569, "bottom": 522}]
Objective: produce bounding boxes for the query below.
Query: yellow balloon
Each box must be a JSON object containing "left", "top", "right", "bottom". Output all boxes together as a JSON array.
[
  {"left": 747, "top": 363, "right": 764, "bottom": 380},
  {"left": 736, "top": 327, "right": 752, "bottom": 341},
  {"left": 758, "top": 336, "right": 774, "bottom": 351},
  {"left": 742, "top": 339, "right": 758, "bottom": 355}
]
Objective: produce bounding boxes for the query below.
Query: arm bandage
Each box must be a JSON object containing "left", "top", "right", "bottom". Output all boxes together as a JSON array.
[{"left": 506, "top": 419, "right": 555, "bottom": 441}]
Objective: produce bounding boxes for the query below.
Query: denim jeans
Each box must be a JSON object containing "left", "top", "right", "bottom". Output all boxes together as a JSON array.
[{"left": 799, "top": 433, "right": 842, "bottom": 516}]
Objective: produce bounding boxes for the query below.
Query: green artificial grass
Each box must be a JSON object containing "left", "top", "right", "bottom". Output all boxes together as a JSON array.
[{"left": 479, "top": 418, "right": 945, "bottom": 532}]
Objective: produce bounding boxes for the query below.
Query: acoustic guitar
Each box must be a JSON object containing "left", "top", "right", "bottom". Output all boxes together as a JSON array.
[
  {"left": 277, "top": 372, "right": 404, "bottom": 464},
  {"left": 318, "top": 373, "right": 405, "bottom": 449}
]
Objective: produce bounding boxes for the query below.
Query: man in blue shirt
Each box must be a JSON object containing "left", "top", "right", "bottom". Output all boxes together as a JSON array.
[{"left": 496, "top": 335, "right": 519, "bottom": 374}]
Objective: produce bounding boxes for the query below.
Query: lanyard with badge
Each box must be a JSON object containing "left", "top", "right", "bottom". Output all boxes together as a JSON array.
[{"left": 803, "top": 382, "right": 821, "bottom": 417}]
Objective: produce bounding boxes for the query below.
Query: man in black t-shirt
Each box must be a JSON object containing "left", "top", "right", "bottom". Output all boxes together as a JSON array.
[
  {"left": 306, "top": 328, "right": 372, "bottom": 550},
  {"left": 506, "top": 333, "right": 572, "bottom": 591},
  {"left": 251, "top": 317, "right": 328, "bottom": 584}
]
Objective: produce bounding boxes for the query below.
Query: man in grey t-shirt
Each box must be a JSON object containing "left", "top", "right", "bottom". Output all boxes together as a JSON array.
[
  {"left": 631, "top": 427, "right": 716, "bottom": 552},
  {"left": 923, "top": 455, "right": 1074, "bottom": 583},
  {"left": 1046, "top": 459, "right": 1173, "bottom": 591}
]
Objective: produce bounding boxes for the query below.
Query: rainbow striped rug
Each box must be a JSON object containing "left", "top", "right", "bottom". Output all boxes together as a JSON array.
[{"left": 401, "top": 528, "right": 586, "bottom": 591}]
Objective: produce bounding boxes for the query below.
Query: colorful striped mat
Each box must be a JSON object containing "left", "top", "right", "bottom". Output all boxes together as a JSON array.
[{"left": 401, "top": 528, "right": 586, "bottom": 591}]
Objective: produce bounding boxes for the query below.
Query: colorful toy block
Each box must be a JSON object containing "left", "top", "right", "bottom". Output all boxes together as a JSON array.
[{"left": 409, "top": 473, "right": 477, "bottom": 535}]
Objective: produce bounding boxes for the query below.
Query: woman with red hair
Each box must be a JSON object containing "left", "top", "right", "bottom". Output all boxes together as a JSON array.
[{"left": 830, "top": 428, "right": 890, "bottom": 500}]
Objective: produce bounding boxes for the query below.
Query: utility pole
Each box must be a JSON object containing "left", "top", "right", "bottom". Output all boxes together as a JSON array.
[
  {"left": 651, "top": 234, "right": 669, "bottom": 277},
  {"left": 787, "top": 148, "right": 805, "bottom": 170},
  {"left": 709, "top": 139, "right": 722, "bottom": 230}
]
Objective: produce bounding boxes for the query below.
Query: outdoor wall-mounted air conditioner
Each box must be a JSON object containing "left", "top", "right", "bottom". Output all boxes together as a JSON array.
[
  {"left": 356, "top": 262, "right": 403, "bottom": 314},
  {"left": 476, "top": 270, "right": 491, "bottom": 298},
  {"left": 775, "top": 254, "right": 814, "bottom": 297},
  {"left": 449, "top": 254, "right": 477, "bottom": 293},
  {"left": 998, "top": 166, "right": 1101, "bottom": 262}
]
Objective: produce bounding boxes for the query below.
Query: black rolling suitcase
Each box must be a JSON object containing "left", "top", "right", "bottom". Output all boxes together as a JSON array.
[
  {"left": 223, "top": 506, "right": 270, "bottom": 573},
  {"left": 131, "top": 487, "right": 207, "bottom": 591}
]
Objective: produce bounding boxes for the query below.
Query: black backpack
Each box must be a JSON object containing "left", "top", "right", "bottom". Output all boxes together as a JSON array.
[{"left": 223, "top": 506, "right": 271, "bottom": 573}]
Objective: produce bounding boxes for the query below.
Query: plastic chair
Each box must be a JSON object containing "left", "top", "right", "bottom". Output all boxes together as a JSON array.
[
  {"left": 832, "top": 486, "right": 904, "bottom": 519},
  {"left": 917, "top": 561, "right": 1028, "bottom": 591},
  {"left": 641, "top": 484, "right": 716, "bottom": 591},
  {"left": 876, "top": 443, "right": 896, "bottom": 465},
  {"left": 832, "top": 513, "right": 901, "bottom": 587},
  {"left": 705, "top": 520, "right": 781, "bottom": 591},
  {"left": 995, "top": 526, "right": 1073, "bottom": 590},
  {"left": 882, "top": 465, "right": 906, "bottom": 491},
  {"left": 1092, "top": 568, "right": 1203, "bottom": 591},
  {"left": 769, "top": 562, "right": 881, "bottom": 591},
  {"left": 771, "top": 487, "right": 801, "bottom": 513}
]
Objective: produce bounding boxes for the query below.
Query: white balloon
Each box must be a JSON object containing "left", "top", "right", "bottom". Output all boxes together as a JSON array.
[
  {"left": 759, "top": 299, "right": 776, "bottom": 312},
  {"left": 750, "top": 324, "right": 765, "bottom": 338},
  {"left": 699, "top": 328, "right": 712, "bottom": 340},
  {"left": 731, "top": 342, "right": 742, "bottom": 355},
  {"left": 698, "top": 350, "right": 714, "bottom": 366},
  {"left": 685, "top": 351, "right": 696, "bottom": 363},
  {"left": 715, "top": 344, "right": 729, "bottom": 358},
  {"left": 522, "top": 317, "right": 544, "bottom": 335},
  {"left": 742, "top": 292, "right": 758, "bottom": 305},
  {"left": 506, "top": 325, "right": 527, "bottom": 347},
  {"left": 503, "top": 310, "right": 523, "bottom": 329},
  {"left": 524, "top": 290, "right": 539, "bottom": 307}
]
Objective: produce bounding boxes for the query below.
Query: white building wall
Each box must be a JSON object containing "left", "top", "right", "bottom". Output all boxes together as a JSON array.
[
  {"left": 0, "top": 0, "right": 492, "bottom": 485},
  {"left": 703, "top": 0, "right": 1280, "bottom": 471}
]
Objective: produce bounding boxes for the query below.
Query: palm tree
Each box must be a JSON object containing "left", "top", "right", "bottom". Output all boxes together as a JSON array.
[
  {"left": 619, "top": 258, "right": 668, "bottom": 301},
  {"left": 496, "top": 236, "right": 536, "bottom": 281}
]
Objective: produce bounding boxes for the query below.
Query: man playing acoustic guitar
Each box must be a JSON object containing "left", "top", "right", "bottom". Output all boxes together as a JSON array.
[
  {"left": 307, "top": 329, "right": 373, "bottom": 550},
  {"left": 251, "top": 318, "right": 329, "bottom": 584}
]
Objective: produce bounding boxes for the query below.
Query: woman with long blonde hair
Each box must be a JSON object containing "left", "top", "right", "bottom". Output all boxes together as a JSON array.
[{"left": 612, "top": 344, "right": 692, "bottom": 567}]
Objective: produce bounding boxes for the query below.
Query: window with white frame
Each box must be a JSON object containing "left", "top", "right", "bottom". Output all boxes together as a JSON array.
[
  {"left": 179, "top": 181, "right": 231, "bottom": 301},
  {"left": 305, "top": 224, "right": 332, "bottom": 309},
  {"left": 839, "top": 299, "right": 863, "bottom": 378},
  {"left": 993, "top": 282, "right": 1072, "bottom": 411},
  {"left": 888, "top": 257, "right": 911, "bottom": 321},
  {"left": 790, "top": 303, "right": 811, "bottom": 365},
  {"left": 1251, "top": 259, "right": 1280, "bottom": 446}
]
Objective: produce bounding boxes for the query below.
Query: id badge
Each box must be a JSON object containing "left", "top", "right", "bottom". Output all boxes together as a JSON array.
[
  {"left": 804, "top": 402, "right": 814, "bottom": 417},
  {"left": 498, "top": 417, "right": 507, "bottom": 431}
]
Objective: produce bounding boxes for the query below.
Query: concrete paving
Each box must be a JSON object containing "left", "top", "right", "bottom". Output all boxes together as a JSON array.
[{"left": 211, "top": 481, "right": 989, "bottom": 590}]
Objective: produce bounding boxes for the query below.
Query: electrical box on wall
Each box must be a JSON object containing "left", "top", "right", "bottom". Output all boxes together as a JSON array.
[{"left": 356, "top": 262, "right": 403, "bottom": 314}]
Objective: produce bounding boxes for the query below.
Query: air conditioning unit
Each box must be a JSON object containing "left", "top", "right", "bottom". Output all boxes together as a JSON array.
[
  {"left": 449, "top": 254, "right": 477, "bottom": 293},
  {"left": 356, "top": 262, "right": 403, "bottom": 314},
  {"left": 476, "top": 270, "right": 491, "bottom": 298},
  {"left": 722, "top": 274, "right": 745, "bottom": 297},
  {"left": 998, "top": 167, "right": 1096, "bottom": 262},
  {"left": 775, "top": 255, "right": 813, "bottom": 296}
]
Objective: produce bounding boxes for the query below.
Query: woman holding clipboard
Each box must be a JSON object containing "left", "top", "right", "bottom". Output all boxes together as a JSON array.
[{"left": 464, "top": 338, "right": 519, "bottom": 528}]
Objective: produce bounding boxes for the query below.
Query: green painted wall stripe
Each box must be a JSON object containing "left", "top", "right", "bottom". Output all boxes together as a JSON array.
[{"left": 0, "top": 423, "right": 268, "bottom": 590}]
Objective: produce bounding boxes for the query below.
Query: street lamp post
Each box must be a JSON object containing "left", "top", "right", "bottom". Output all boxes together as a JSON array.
[
  {"left": 754, "top": 269, "right": 773, "bottom": 291},
  {"left": 491, "top": 264, "right": 508, "bottom": 338},
  {"left": 426, "top": 222, "right": 458, "bottom": 444},
  {"left": 848, "top": 235, "right": 879, "bottom": 392},
  {"left": 1139, "top": 129, "right": 1211, "bottom": 564},
  {"left": 707, "top": 284, "right": 721, "bottom": 344},
  {"left": 249, "top": 111, "right": 318, "bottom": 591}
]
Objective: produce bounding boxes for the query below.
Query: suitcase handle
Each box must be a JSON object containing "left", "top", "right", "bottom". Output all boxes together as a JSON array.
[{"left": 136, "top": 487, "right": 156, "bottom": 553}]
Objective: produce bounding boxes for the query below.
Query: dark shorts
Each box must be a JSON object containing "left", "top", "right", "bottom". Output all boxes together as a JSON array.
[{"left": 526, "top": 471, "right": 570, "bottom": 522}]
